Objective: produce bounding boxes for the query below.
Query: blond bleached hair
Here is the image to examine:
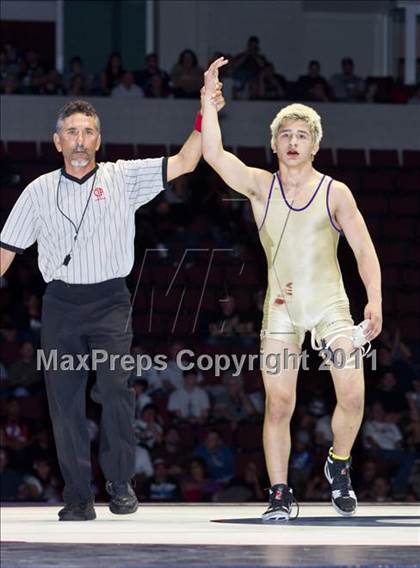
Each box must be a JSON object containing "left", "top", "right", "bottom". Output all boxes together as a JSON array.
[{"left": 270, "top": 103, "right": 323, "bottom": 148}]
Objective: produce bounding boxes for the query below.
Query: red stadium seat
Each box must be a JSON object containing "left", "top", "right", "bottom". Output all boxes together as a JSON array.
[
  {"left": 392, "top": 196, "right": 418, "bottom": 216},
  {"left": 403, "top": 268, "right": 420, "bottom": 287},
  {"left": 396, "top": 293, "right": 420, "bottom": 313},
  {"left": 314, "top": 148, "right": 334, "bottom": 168},
  {"left": 7, "top": 141, "right": 38, "bottom": 161},
  {"left": 0, "top": 187, "right": 22, "bottom": 211},
  {"left": 362, "top": 172, "right": 394, "bottom": 192},
  {"left": 225, "top": 262, "right": 259, "bottom": 287},
  {"left": 402, "top": 150, "right": 420, "bottom": 168},
  {"left": 355, "top": 194, "right": 388, "bottom": 215},
  {"left": 376, "top": 243, "right": 407, "bottom": 264},
  {"left": 39, "top": 142, "right": 62, "bottom": 164},
  {"left": 104, "top": 143, "right": 135, "bottom": 161},
  {"left": 382, "top": 267, "right": 399, "bottom": 287},
  {"left": 234, "top": 423, "right": 263, "bottom": 451},
  {"left": 137, "top": 144, "right": 167, "bottom": 159},
  {"left": 169, "top": 144, "right": 182, "bottom": 155},
  {"left": 386, "top": 219, "right": 416, "bottom": 239},
  {"left": 237, "top": 146, "right": 268, "bottom": 169},
  {"left": 397, "top": 317, "right": 420, "bottom": 339},
  {"left": 234, "top": 451, "right": 265, "bottom": 475},
  {"left": 336, "top": 148, "right": 366, "bottom": 168},
  {"left": 369, "top": 149, "right": 399, "bottom": 168},
  {"left": 395, "top": 173, "right": 420, "bottom": 192}
]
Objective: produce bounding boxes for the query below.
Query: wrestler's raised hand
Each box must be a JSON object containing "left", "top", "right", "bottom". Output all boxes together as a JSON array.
[{"left": 202, "top": 56, "right": 228, "bottom": 106}]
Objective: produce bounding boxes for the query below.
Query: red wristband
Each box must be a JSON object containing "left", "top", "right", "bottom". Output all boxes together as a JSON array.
[{"left": 194, "top": 111, "right": 202, "bottom": 133}]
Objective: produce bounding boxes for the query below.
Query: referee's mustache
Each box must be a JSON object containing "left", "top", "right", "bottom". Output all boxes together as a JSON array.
[{"left": 73, "top": 145, "right": 88, "bottom": 154}]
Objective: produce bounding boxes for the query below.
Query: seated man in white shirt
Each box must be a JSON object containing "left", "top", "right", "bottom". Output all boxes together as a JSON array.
[
  {"left": 167, "top": 369, "right": 210, "bottom": 424},
  {"left": 112, "top": 71, "right": 144, "bottom": 98}
]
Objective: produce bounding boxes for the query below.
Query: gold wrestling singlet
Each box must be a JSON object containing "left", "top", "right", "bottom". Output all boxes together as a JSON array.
[{"left": 258, "top": 173, "right": 354, "bottom": 349}]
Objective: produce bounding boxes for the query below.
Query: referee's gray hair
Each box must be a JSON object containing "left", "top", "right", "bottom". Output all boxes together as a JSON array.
[{"left": 56, "top": 100, "right": 101, "bottom": 133}]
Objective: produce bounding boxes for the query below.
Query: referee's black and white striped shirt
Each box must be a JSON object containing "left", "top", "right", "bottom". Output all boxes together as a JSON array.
[{"left": 0, "top": 158, "right": 168, "bottom": 284}]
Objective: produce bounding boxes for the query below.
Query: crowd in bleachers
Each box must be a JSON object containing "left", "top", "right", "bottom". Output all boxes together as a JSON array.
[
  {"left": 1, "top": 38, "right": 420, "bottom": 103},
  {"left": 1, "top": 141, "right": 419, "bottom": 504}
]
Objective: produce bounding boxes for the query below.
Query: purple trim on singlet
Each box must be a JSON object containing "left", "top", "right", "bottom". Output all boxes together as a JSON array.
[
  {"left": 326, "top": 177, "right": 344, "bottom": 235},
  {"left": 276, "top": 172, "right": 326, "bottom": 212},
  {"left": 257, "top": 174, "right": 275, "bottom": 232}
]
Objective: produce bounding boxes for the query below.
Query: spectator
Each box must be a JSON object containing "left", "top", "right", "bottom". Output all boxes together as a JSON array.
[
  {"left": 330, "top": 57, "right": 364, "bottom": 102},
  {"left": 20, "top": 49, "right": 45, "bottom": 94},
  {"left": 213, "top": 372, "right": 256, "bottom": 427},
  {"left": 134, "top": 403, "right": 163, "bottom": 450},
  {"left": 100, "top": 51, "right": 124, "bottom": 95},
  {"left": 143, "top": 458, "right": 181, "bottom": 501},
  {"left": 64, "top": 56, "right": 91, "bottom": 93},
  {"left": 406, "top": 377, "right": 420, "bottom": 422},
  {"left": 370, "top": 476, "right": 393, "bottom": 502},
  {"left": 181, "top": 458, "right": 220, "bottom": 501},
  {"left": 135, "top": 53, "right": 171, "bottom": 97},
  {"left": 407, "top": 83, "right": 420, "bottom": 104},
  {"left": 16, "top": 292, "right": 42, "bottom": 343},
  {"left": 160, "top": 341, "right": 203, "bottom": 391},
  {"left": 0, "top": 398, "right": 30, "bottom": 469},
  {"left": 193, "top": 429, "right": 234, "bottom": 482},
  {"left": 171, "top": 49, "right": 203, "bottom": 98},
  {"left": 0, "top": 318, "right": 21, "bottom": 365},
  {"left": 152, "top": 426, "right": 186, "bottom": 476},
  {"left": 0, "top": 447, "right": 23, "bottom": 501},
  {"left": 3, "top": 43, "right": 20, "bottom": 76},
  {"left": 208, "top": 295, "right": 252, "bottom": 343},
  {"left": 304, "top": 475, "right": 331, "bottom": 501},
  {"left": 26, "top": 428, "right": 54, "bottom": 464},
  {"left": 231, "top": 36, "right": 267, "bottom": 99},
  {"left": 22, "top": 458, "right": 61, "bottom": 502},
  {"left": 362, "top": 401, "right": 403, "bottom": 451},
  {"left": 251, "top": 62, "right": 286, "bottom": 100},
  {"left": 6, "top": 341, "right": 42, "bottom": 396},
  {"left": 371, "top": 371, "right": 407, "bottom": 414},
  {"left": 134, "top": 444, "right": 154, "bottom": 478},
  {"left": 214, "top": 460, "right": 264, "bottom": 502},
  {"left": 298, "top": 60, "right": 331, "bottom": 101},
  {"left": 357, "top": 460, "right": 379, "bottom": 500},
  {"left": 363, "top": 401, "right": 416, "bottom": 493},
  {"left": 112, "top": 70, "right": 144, "bottom": 98},
  {"left": 40, "top": 69, "right": 64, "bottom": 95},
  {"left": 131, "top": 342, "right": 163, "bottom": 394},
  {"left": 288, "top": 430, "right": 313, "bottom": 495},
  {"left": 167, "top": 369, "right": 210, "bottom": 423},
  {"left": 67, "top": 74, "right": 87, "bottom": 97},
  {"left": 134, "top": 378, "right": 152, "bottom": 417},
  {"left": 1, "top": 74, "right": 20, "bottom": 95}
]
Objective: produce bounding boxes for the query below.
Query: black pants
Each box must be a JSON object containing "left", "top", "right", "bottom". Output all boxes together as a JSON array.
[{"left": 41, "top": 278, "right": 135, "bottom": 503}]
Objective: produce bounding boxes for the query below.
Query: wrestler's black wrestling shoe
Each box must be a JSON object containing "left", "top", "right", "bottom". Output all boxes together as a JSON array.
[
  {"left": 324, "top": 449, "right": 357, "bottom": 517},
  {"left": 261, "top": 483, "right": 298, "bottom": 521},
  {"left": 106, "top": 481, "right": 139, "bottom": 515},
  {"left": 58, "top": 502, "right": 96, "bottom": 521}
]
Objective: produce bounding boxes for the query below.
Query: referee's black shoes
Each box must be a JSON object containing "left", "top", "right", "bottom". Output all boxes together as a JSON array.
[
  {"left": 106, "top": 481, "right": 139, "bottom": 515},
  {"left": 58, "top": 502, "right": 96, "bottom": 521}
]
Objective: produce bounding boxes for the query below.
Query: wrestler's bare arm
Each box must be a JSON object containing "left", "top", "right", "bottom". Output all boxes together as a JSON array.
[
  {"left": 330, "top": 180, "right": 382, "bottom": 339},
  {"left": 201, "top": 58, "right": 272, "bottom": 201}
]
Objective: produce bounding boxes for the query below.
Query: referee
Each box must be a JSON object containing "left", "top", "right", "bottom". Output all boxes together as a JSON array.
[{"left": 0, "top": 95, "right": 223, "bottom": 520}]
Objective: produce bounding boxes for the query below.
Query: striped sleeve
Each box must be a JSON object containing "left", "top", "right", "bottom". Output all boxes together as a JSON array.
[
  {"left": 118, "top": 157, "right": 168, "bottom": 210},
  {"left": 0, "top": 185, "right": 39, "bottom": 254}
]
